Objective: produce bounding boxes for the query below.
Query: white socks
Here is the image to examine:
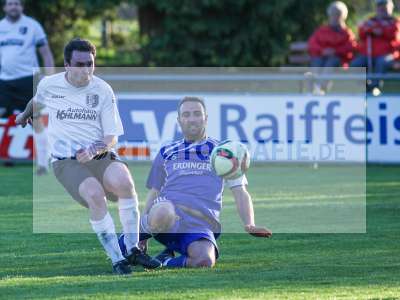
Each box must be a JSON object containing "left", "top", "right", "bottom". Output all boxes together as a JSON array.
[
  {"left": 89, "top": 197, "right": 140, "bottom": 262},
  {"left": 90, "top": 212, "right": 125, "bottom": 264},
  {"left": 118, "top": 197, "right": 139, "bottom": 253},
  {"left": 34, "top": 129, "right": 49, "bottom": 169}
]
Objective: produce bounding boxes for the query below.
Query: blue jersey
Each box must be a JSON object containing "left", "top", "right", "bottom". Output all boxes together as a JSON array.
[{"left": 146, "top": 137, "right": 247, "bottom": 233}]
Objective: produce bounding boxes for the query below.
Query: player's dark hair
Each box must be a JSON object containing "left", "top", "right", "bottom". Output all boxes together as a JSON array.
[
  {"left": 3, "top": 0, "right": 24, "bottom": 6},
  {"left": 64, "top": 38, "right": 96, "bottom": 64},
  {"left": 178, "top": 97, "right": 207, "bottom": 116}
]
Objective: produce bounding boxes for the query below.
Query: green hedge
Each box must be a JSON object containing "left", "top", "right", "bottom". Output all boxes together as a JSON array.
[
  {"left": 136, "top": 0, "right": 337, "bottom": 66},
  {"left": 16, "top": 0, "right": 366, "bottom": 66}
]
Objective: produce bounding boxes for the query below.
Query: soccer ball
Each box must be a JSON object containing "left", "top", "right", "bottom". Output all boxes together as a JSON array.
[{"left": 210, "top": 140, "right": 250, "bottom": 180}]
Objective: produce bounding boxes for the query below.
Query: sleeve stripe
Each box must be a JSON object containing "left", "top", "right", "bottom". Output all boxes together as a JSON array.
[{"left": 36, "top": 38, "right": 48, "bottom": 47}]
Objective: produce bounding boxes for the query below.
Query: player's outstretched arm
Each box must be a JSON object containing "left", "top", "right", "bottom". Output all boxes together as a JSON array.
[
  {"left": 15, "top": 99, "right": 33, "bottom": 127},
  {"left": 15, "top": 99, "right": 45, "bottom": 128},
  {"left": 231, "top": 185, "right": 272, "bottom": 238}
]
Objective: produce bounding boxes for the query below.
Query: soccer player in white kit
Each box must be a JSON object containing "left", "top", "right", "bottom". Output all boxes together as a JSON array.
[
  {"left": 0, "top": 0, "right": 54, "bottom": 173},
  {"left": 15, "top": 38, "right": 160, "bottom": 275}
]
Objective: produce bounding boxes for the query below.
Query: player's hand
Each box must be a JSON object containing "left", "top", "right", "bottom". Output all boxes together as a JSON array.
[
  {"left": 76, "top": 148, "right": 93, "bottom": 163},
  {"left": 15, "top": 113, "right": 32, "bottom": 128},
  {"left": 76, "top": 141, "right": 107, "bottom": 163},
  {"left": 245, "top": 224, "right": 272, "bottom": 238}
]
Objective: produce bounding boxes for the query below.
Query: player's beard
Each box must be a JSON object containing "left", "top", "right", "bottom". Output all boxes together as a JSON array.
[
  {"left": 7, "top": 11, "right": 21, "bottom": 22},
  {"left": 184, "top": 124, "right": 206, "bottom": 142}
]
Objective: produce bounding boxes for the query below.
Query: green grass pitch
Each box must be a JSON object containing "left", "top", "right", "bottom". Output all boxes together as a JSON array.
[{"left": 0, "top": 163, "right": 399, "bottom": 299}]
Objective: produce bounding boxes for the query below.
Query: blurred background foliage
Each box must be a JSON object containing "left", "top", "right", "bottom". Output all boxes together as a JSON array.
[{"left": 0, "top": 0, "right": 389, "bottom": 66}]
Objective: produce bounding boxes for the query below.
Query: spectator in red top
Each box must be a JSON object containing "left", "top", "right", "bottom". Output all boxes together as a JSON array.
[
  {"left": 350, "top": 0, "right": 400, "bottom": 95},
  {"left": 308, "top": 1, "right": 356, "bottom": 94}
]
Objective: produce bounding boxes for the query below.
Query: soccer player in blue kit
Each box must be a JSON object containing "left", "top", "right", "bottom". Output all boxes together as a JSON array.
[{"left": 120, "top": 96, "right": 272, "bottom": 268}]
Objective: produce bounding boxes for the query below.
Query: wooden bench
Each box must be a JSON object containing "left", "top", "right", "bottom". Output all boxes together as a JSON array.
[{"left": 288, "top": 41, "right": 400, "bottom": 70}]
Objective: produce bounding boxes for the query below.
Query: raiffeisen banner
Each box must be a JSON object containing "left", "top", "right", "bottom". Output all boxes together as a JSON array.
[
  {"left": 1, "top": 95, "right": 399, "bottom": 163},
  {"left": 367, "top": 96, "right": 400, "bottom": 163},
  {"left": 116, "top": 94, "right": 398, "bottom": 163}
]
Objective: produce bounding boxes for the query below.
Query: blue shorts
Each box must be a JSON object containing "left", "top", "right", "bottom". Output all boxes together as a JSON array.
[
  {"left": 153, "top": 231, "right": 220, "bottom": 258},
  {"left": 119, "top": 232, "right": 220, "bottom": 259}
]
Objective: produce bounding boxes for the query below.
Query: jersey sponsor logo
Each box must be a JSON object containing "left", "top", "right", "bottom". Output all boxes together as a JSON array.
[
  {"left": 19, "top": 26, "right": 28, "bottom": 35},
  {"left": 173, "top": 161, "right": 212, "bottom": 176},
  {"left": 0, "top": 38, "right": 24, "bottom": 46},
  {"left": 51, "top": 95, "right": 66, "bottom": 99},
  {"left": 86, "top": 94, "right": 99, "bottom": 108},
  {"left": 172, "top": 161, "right": 212, "bottom": 171},
  {"left": 56, "top": 108, "right": 98, "bottom": 121}
]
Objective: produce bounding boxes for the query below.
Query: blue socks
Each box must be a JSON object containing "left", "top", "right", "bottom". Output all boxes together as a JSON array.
[{"left": 163, "top": 255, "right": 187, "bottom": 268}]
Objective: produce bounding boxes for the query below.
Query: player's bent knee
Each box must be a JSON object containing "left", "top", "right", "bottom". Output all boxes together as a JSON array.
[
  {"left": 79, "top": 178, "right": 106, "bottom": 204},
  {"left": 114, "top": 175, "right": 135, "bottom": 194},
  {"left": 147, "top": 201, "right": 177, "bottom": 234},
  {"left": 196, "top": 257, "right": 215, "bottom": 268},
  {"left": 86, "top": 187, "right": 105, "bottom": 200},
  {"left": 190, "top": 254, "right": 215, "bottom": 268},
  {"left": 104, "top": 165, "right": 135, "bottom": 195},
  {"left": 187, "top": 239, "right": 216, "bottom": 268},
  {"left": 82, "top": 187, "right": 105, "bottom": 202}
]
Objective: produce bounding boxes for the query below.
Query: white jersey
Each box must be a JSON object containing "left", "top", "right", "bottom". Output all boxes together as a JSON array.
[
  {"left": 0, "top": 14, "right": 47, "bottom": 80},
  {"left": 34, "top": 72, "right": 124, "bottom": 159}
]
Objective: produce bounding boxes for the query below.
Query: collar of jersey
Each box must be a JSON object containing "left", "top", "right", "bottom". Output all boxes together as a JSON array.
[
  {"left": 5, "top": 14, "right": 24, "bottom": 25},
  {"left": 183, "top": 136, "right": 209, "bottom": 145},
  {"left": 63, "top": 72, "right": 92, "bottom": 89}
]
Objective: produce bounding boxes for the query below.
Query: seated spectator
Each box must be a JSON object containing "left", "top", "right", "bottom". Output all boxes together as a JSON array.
[
  {"left": 308, "top": 1, "right": 356, "bottom": 94},
  {"left": 350, "top": 0, "right": 400, "bottom": 95}
]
